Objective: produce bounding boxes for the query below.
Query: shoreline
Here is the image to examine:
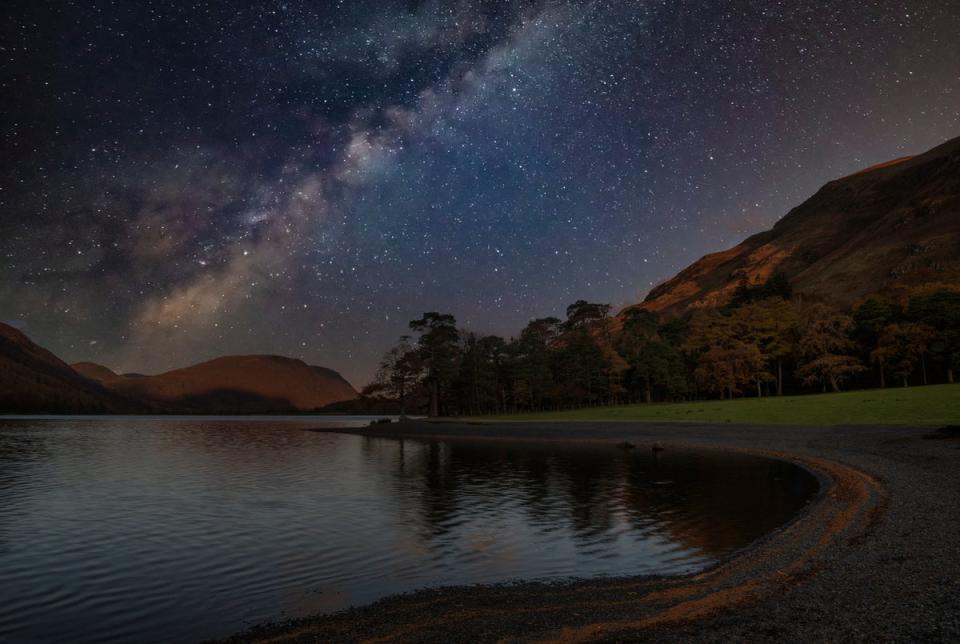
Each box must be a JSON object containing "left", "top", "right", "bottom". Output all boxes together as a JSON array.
[{"left": 224, "top": 421, "right": 959, "bottom": 643}]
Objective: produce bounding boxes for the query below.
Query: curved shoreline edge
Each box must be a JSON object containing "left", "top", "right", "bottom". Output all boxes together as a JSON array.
[{"left": 223, "top": 421, "right": 959, "bottom": 643}]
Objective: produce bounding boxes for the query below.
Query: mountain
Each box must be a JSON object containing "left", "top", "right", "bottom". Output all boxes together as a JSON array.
[
  {"left": 629, "top": 136, "right": 960, "bottom": 317},
  {"left": 73, "top": 355, "right": 358, "bottom": 414},
  {"left": 0, "top": 324, "right": 147, "bottom": 414},
  {"left": 72, "top": 361, "right": 126, "bottom": 384},
  {"left": 0, "top": 323, "right": 357, "bottom": 415}
]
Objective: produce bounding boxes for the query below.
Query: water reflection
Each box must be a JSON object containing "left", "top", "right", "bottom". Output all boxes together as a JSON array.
[
  {"left": 0, "top": 419, "right": 816, "bottom": 643},
  {"left": 366, "top": 438, "right": 816, "bottom": 560}
]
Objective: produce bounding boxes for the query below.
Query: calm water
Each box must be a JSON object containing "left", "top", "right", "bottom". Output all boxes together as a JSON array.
[{"left": 0, "top": 417, "right": 818, "bottom": 643}]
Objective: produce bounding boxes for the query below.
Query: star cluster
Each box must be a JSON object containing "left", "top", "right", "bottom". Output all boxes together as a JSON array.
[{"left": 2, "top": 0, "right": 959, "bottom": 385}]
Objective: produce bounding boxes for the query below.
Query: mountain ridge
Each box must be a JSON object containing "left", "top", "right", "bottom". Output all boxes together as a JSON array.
[
  {"left": 0, "top": 323, "right": 150, "bottom": 413},
  {"left": 627, "top": 136, "right": 960, "bottom": 317},
  {"left": 73, "top": 354, "right": 358, "bottom": 414},
  {"left": 0, "top": 323, "right": 358, "bottom": 414}
]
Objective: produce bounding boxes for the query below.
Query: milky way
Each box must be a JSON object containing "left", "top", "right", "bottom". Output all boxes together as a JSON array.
[{"left": 2, "top": 0, "right": 959, "bottom": 385}]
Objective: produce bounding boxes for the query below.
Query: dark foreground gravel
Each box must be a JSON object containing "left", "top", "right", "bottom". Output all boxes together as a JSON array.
[{"left": 223, "top": 421, "right": 960, "bottom": 643}]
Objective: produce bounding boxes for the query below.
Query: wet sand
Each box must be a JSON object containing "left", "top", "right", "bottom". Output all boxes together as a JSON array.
[{"left": 223, "top": 421, "right": 960, "bottom": 643}]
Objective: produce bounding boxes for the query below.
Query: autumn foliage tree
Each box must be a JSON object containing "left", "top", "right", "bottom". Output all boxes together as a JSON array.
[
  {"left": 733, "top": 298, "right": 800, "bottom": 396},
  {"left": 684, "top": 311, "right": 767, "bottom": 398},
  {"left": 796, "top": 304, "right": 865, "bottom": 392},
  {"left": 875, "top": 322, "right": 935, "bottom": 387},
  {"left": 371, "top": 280, "right": 958, "bottom": 415}
]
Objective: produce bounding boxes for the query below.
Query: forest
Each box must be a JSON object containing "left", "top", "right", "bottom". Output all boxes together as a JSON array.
[{"left": 365, "top": 275, "right": 960, "bottom": 417}]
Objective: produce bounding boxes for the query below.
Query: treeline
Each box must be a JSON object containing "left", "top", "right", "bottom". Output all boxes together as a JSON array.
[{"left": 366, "top": 277, "right": 960, "bottom": 416}]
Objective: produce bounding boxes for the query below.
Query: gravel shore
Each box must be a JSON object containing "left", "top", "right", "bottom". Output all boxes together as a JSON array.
[{"left": 225, "top": 421, "right": 960, "bottom": 643}]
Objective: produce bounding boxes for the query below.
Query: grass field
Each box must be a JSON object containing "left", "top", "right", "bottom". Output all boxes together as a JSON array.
[{"left": 476, "top": 383, "right": 960, "bottom": 426}]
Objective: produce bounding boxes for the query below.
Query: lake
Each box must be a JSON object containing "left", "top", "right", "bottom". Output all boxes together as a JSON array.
[{"left": 0, "top": 417, "right": 818, "bottom": 643}]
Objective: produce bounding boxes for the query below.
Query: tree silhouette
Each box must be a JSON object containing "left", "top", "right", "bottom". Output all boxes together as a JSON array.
[
  {"left": 907, "top": 290, "right": 960, "bottom": 384},
  {"left": 854, "top": 299, "right": 902, "bottom": 388},
  {"left": 875, "top": 322, "right": 935, "bottom": 387},
  {"left": 409, "top": 313, "right": 460, "bottom": 417},
  {"left": 619, "top": 308, "right": 687, "bottom": 402},
  {"left": 373, "top": 335, "right": 422, "bottom": 416}
]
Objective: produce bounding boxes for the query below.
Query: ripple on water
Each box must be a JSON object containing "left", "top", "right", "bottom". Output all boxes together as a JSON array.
[{"left": 0, "top": 418, "right": 817, "bottom": 643}]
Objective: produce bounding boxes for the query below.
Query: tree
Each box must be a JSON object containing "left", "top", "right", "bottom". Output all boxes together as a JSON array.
[
  {"left": 564, "top": 300, "right": 612, "bottom": 334},
  {"left": 409, "top": 312, "right": 460, "bottom": 417},
  {"left": 729, "top": 275, "right": 755, "bottom": 308},
  {"left": 797, "top": 354, "right": 866, "bottom": 393},
  {"left": 553, "top": 326, "right": 611, "bottom": 406},
  {"left": 729, "top": 271, "right": 793, "bottom": 308},
  {"left": 617, "top": 309, "right": 687, "bottom": 403},
  {"left": 854, "top": 299, "right": 902, "bottom": 388},
  {"left": 372, "top": 336, "right": 422, "bottom": 416},
  {"left": 875, "top": 322, "right": 935, "bottom": 387},
  {"left": 760, "top": 271, "right": 793, "bottom": 301},
  {"left": 907, "top": 290, "right": 960, "bottom": 384},
  {"left": 684, "top": 310, "right": 733, "bottom": 355},
  {"left": 797, "top": 304, "right": 864, "bottom": 392},
  {"left": 509, "top": 317, "right": 562, "bottom": 411},
  {"left": 617, "top": 308, "right": 659, "bottom": 364},
  {"left": 520, "top": 317, "right": 563, "bottom": 346},
  {"left": 455, "top": 333, "right": 508, "bottom": 414},
  {"left": 627, "top": 340, "right": 687, "bottom": 403},
  {"left": 690, "top": 342, "right": 765, "bottom": 399},
  {"left": 734, "top": 298, "right": 800, "bottom": 396},
  {"left": 658, "top": 317, "right": 689, "bottom": 346},
  {"left": 684, "top": 310, "right": 767, "bottom": 398}
]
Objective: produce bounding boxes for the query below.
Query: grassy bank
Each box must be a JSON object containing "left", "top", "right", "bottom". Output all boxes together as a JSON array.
[{"left": 474, "top": 383, "right": 960, "bottom": 426}]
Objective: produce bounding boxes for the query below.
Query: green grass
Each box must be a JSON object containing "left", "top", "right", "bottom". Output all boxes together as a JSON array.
[{"left": 475, "top": 383, "right": 960, "bottom": 426}]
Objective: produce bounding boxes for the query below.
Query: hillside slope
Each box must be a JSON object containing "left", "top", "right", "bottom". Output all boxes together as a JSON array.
[
  {"left": 75, "top": 355, "right": 358, "bottom": 413},
  {"left": 632, "top": 136, "right": 960, "bottom": 316},
  {"left": 72, "top": 361, "right": 126, "bottom": 384},
  {"left": 0, "top": 324, "right": 147, "bottom": 414}
]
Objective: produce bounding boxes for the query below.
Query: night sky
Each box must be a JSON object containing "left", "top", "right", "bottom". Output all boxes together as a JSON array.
[{"left": 2, "top": 1, "right": 959, "bottom": 386}]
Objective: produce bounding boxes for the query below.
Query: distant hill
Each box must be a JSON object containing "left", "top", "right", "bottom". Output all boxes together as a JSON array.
[
  {"left": 72, "top": 361, "right": 126, "bottom": 384},
  {"left": 73, "top": 355, "right": 358, "bottom": 414},
  {"left": 0, "top": 324, "right": 147, "bottom": 414},
  {"left": 0, "top": 323, "right": 358, "bottom": 415},
  {"left": 628, "top": 136, "right": 960, "bottom": 317}
]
